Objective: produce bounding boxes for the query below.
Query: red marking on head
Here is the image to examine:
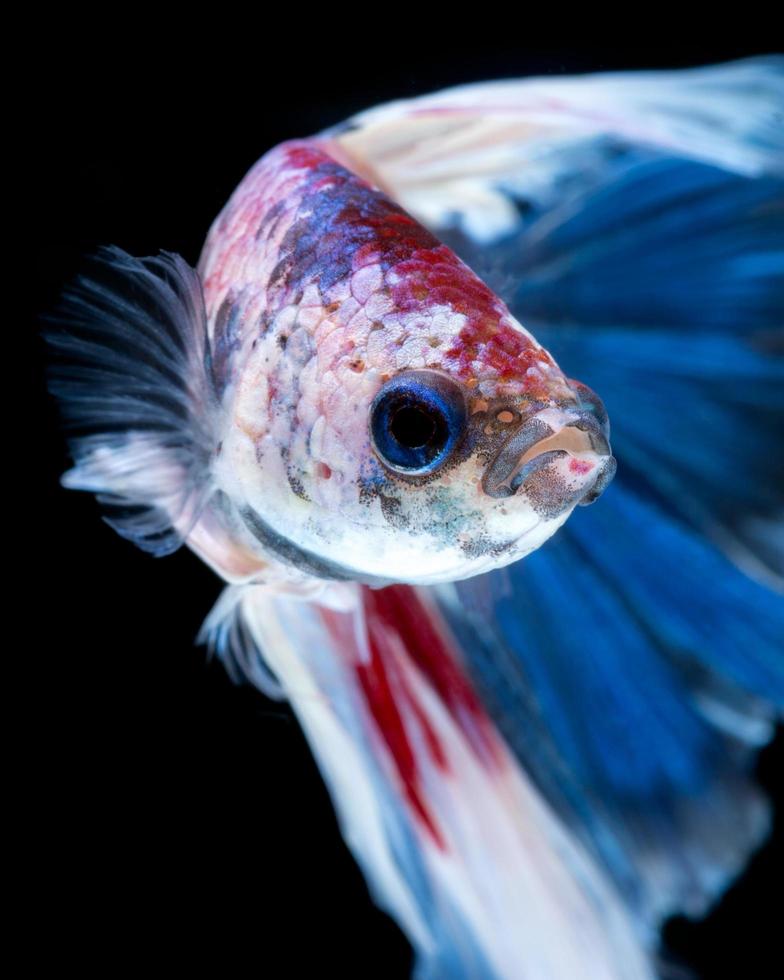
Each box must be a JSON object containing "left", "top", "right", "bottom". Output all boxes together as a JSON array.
[
  {"left": 283, "top": 144, "right": 332, "bottom": 171},
  {"left": 386, "top": 245, "right": 556, "bottom": 392},
  {"left": 204, "top": 138, "right": 564, "bottom": 403},
  {"left": 569, "top": 458, "right": 594, "bottom": 475}
]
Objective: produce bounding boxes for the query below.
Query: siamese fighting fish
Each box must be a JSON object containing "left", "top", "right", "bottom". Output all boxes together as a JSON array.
[{"left": 50, "top": 58, "right": 784, "bottom": 979}]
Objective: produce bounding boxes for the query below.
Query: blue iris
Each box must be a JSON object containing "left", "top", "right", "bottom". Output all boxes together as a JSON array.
[{"left": 370, "top": 371, "right": 467, "bottom": 475}]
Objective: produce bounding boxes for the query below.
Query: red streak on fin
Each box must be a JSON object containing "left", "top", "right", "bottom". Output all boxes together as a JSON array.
[
  {"left": 319, "top": 603, "right": 446, "bottom": 849},
  {"left": 364, "top": 585, "right": 499, "bottom": 766},
  {"left": 358, "top": 623, "right": 447, "bottom": 849},
  {"left": 319, "top": 584, "right": 503, "bottom": 848}
]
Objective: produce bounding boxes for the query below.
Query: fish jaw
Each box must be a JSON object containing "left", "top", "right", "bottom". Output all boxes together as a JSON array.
[{"left": 197, "top": 140, "right": 615, "bottom": 585}]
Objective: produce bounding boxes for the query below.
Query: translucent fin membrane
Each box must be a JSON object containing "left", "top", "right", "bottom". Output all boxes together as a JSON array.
[
  {"left": 206, "top": 583, "right": 653, "bottom": 979},
  {"left": 48, "top": 247, "right": 218, "bottom": 554}
]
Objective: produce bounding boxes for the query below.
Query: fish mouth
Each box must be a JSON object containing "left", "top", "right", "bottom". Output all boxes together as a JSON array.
[{"left": 482, "top": 395, "right": 616, "bottom": 510}]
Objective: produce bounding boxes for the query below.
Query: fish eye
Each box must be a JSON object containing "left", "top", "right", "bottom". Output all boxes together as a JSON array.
[{"left": 370, "top": 370, "right": 467, "bottom": 475}]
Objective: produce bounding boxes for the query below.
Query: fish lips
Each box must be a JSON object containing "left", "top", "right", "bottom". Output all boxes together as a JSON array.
[{"left": 481, "top": 407, "right": 617, "bottom": 513}]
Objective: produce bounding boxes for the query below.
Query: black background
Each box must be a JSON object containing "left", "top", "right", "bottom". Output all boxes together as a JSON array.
[{"left": 27, "top": 36, "right": 780, "bottom": 978}]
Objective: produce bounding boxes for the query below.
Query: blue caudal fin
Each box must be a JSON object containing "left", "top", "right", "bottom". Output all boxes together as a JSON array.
[
  {"left": 509, "top": 156, "right": 784, "bottom": 333},
  {"left": 436, "top": 477, "right": 782, "bottom": 927}
]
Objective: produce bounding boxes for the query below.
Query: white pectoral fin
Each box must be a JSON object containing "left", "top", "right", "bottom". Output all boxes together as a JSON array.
[
  {"left": 48, "top": 246, "right": 220, "bottom": 555},
  {"left": 331, "top": 56, "right": 784, "bottom": 243},
  {"left": 211, "top": 582, "right": 653, "bottom": 979}
]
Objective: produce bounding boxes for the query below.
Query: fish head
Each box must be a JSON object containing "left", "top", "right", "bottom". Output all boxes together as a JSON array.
[
  {"left": 212, "top": 145, "right": 615, "bottom": 585},
  {"left": 344, "top": 286, "right": 616, "bottom": 584}
]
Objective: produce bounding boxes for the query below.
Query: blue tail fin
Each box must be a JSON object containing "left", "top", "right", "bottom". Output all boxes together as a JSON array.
[{"left": 433, "top": 147, "right": 784, "bottom": 933}]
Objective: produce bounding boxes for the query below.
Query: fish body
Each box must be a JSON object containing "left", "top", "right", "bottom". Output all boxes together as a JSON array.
[{"left": 50, "top": 58, "right": 784, "bottom": 979}]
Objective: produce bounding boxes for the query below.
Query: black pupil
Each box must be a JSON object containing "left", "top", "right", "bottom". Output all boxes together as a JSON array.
[{"left": 390, "top": 404, "right": 437, "bottom": 449}]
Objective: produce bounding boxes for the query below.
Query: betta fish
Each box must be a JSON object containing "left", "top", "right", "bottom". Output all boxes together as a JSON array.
[{"left": 49, "top": 57, "right": 783, "bottom": 978}]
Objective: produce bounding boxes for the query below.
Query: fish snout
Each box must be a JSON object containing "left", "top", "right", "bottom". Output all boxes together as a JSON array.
[{"left": 481, "top": 388, "right": 616, "bottom": 513}]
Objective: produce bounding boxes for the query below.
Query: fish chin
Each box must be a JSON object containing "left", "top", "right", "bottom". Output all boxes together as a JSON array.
[
  {"left": 342, "top": 500, "right": 572, "bottom": 586},
  {"left": 380, "top": 515, "right": 572, "bottom": 586}
]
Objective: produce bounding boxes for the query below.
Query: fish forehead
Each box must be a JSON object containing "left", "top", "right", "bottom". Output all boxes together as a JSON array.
[{"left": 198, "top": 140, "right": 571, "bottom": 405}]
